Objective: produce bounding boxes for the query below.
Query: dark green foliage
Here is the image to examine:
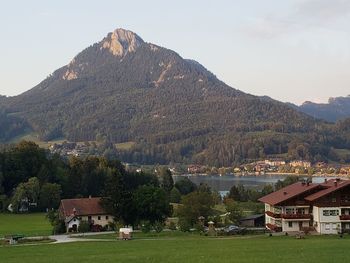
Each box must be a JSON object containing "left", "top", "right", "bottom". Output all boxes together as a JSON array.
[
  {"left": 132, "top": 185, "right": 171, "bottom": 224},
  {"left": 178, "top": 189, "right": 215, "bottom": 227},
  {"left": 225, "top": 199, "right": 243, "bottom": 225},
  {"left": 169, "top": 187, "right": 181, "bottom": 203},
  {"left": 101, "top": 168, "right": 165, "bottom": 226},
  {"left": 141, "top": 221, "right": 152, "bottom": 233},
  {"left": 0, "top": 110, "right": 29, "bottom": 142},
  {"left": 39, "top": 183, "right": 62, "bottom": 210},
  {"left": 228, "top": 184, "right": 260, "bottom": 202},
  {"left": 78, "top": 220, "right": 90, "bottom": 233},
  {"left": 275, "top": 176, "right": 300, "bottom": 190},
  {"left": 175, "top": 178, "right": 197, "bottom": 195},
  {"left": 159, "top": 168, "right": 174, "bottom": 194},
  {"left": 153, "top": 221, "right": 164, "bottom": 233},
  {"left": 46, "top": 210, "right": 66, "bottom": 234}
]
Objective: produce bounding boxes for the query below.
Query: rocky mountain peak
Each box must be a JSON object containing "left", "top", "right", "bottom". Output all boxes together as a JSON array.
[{"left": 100, "top": 28, "right": 144, "bottom": 57}]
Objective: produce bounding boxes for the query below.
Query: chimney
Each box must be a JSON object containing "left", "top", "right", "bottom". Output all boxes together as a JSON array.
[
  {"left": 73, "top": 207, "right": 77, "bottom": 216},
  {"left": 334, "top": 181, "right": 337, "bottom": 187},
  {"left": 324, "top": 178, "right": 327, "bottom": 183},
  {"left": 89, "top": 195, "right": 92, "bottom": 199},
  {"left": 283, "top": 191, "right": 288, "bottom": 195}
]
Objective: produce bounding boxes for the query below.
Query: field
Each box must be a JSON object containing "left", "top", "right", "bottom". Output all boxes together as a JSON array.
[
  {"left": 0, "top": 213, "right": 52, "bottom": 237},
  {"left": 1, "top": 235, "right": 350, "bottom": 262}
]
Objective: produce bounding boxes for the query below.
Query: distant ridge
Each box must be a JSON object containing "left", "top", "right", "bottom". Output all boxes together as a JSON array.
[{"left": 298, "top": 95, "right": 350, "bottom": 122}]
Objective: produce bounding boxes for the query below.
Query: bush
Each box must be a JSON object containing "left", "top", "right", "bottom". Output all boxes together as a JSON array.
[
  {"left": 179, "top": 219, "right": 191, "bottom": 232},
  {"left": 78, "top": 220, "right": 90, "bottom": 233},
  {"left": 168, "top": 222, "right": 177, "bottom": 231},
  {"left": 194, "top": 223, "right": 204, "bottom": 232},
  {"left": 153, "top": 221, "right": 164, "bottom": 233},
  {"left": 107, "top": 221, "right": 117, "bottom": 231},
  {"left": 141, "top": 221, "right": 152, "bottom": 233},
  {"left": 52, "top": 220, "right": 66, "bottom": 234}
]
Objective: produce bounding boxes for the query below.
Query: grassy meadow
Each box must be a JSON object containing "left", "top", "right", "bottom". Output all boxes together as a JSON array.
[
  {"left": 0, "top": 213, "right": 52, "bottom": 237},
  {"left": 1, "top": 235, "right": 350, "bottom": 263}
]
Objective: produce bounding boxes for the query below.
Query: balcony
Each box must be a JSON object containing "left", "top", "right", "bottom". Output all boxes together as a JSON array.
[
  {"left": 265, "top": 211, "right": 281, "bottom": 218},
  {"left": 281, "top": 213, "right": 312, "bottom": 220},
  {"left": 339, "top": 215, "right": 350, "bottom": 221},
  {"left": 266, "top": 223, "right": 282, "bottom": 232}
]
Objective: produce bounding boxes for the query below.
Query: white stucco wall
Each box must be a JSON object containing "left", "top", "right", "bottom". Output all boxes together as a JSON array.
[
  {"left": 282, "top": 220, "right": 309, "bottom": 232},
  {"left": 315, "top": 207, "right": 340, "bottom": 234}
]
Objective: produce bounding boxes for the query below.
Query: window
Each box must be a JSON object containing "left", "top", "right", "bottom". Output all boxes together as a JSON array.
[
  {"left": 323, "top": 210, "right": 339, "bottom": 216},
  {"left": 106, "top": 216, "right": 109, "bottom": 220},
  {"left": 288, "top": 222, "right": 293, "bottom": 228},
  {"left": 88, "top": 216, "right": 92, "bottom": 220},
  {"left": 286, "top": 208, "right": 294, "bottom": 215},
  {"left": 332, "top": 223, "right": 337, "bottom": 230},
  {"left": 330, "top": 210, "right": 339, "bottom": 216},
  {"left": 332, "top": 197, "right": 337, "bottom": 203},
  {"left": 98, "top": 216, "right": 101, "bottom": 220},
  {"left": 325, "top": 223, "right": 330, "bottom": 230}
]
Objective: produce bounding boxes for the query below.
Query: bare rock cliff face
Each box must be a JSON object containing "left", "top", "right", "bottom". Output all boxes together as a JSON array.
[{"left": 100, "top": 28, "right": 144, "bottom": 57}]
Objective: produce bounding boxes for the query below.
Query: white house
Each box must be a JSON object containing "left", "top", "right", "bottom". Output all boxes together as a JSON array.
[{"left": 58, "top": 197, "right": 113, "bottom": 232}]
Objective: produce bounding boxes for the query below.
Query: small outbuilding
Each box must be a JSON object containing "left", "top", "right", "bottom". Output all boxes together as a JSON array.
[
  {"left": 239, "top": 214, "right": 265, "bottom": 227},
  {"left": 119, "top": 228, "right": 133, "bottom": 240}
]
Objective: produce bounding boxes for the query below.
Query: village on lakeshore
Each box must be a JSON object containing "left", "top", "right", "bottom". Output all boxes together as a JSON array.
[{"left": 184, "top": 159, "right": 350, "bottom": 177}]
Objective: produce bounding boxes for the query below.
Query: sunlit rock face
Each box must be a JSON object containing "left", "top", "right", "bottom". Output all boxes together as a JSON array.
[{"left": 100, "top": 28, "right": 144, "bottom": 57}]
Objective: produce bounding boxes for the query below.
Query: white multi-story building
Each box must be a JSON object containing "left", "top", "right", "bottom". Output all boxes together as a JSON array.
[{"left": 259, "top": 179, "right": 350, "bottom": 234}]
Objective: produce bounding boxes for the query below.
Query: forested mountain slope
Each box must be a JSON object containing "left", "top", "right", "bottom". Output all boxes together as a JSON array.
[{"left": 1, "top": 29, "right": 349, "bottom": 165}]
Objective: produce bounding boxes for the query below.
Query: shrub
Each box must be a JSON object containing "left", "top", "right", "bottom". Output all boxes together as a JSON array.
[
  {"left": 78, "top": 220, "right": 90, "bottom": 233},
  {"left": 168, "top": 222, "right": 177, "bottom": 231},
  {"left": 179, "top": 219, "right": 191, "bottom": 232},
  {"left": 52, "top": 220, "right": 66, "bottom": 234},
  {"left": 141, "top": 221, "right": 152, "bottom": 233},
  {"left": 153, "top": 221, "right": 164, "bottom": 233}
]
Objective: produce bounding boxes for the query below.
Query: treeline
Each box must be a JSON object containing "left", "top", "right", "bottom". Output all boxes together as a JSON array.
[{"left": 0, "top": 141, "right": 169, "bottom": 218}]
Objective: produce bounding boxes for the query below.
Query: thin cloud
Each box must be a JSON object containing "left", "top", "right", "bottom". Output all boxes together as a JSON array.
[{"left": 244, "top": 0, "right": 350, "bottom": 39}]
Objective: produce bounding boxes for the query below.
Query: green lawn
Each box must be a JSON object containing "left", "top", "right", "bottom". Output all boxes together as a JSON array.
[
  {"left": 0, "top": 213, "right": 52, "bottom": 238},
  {"left": 1, "top": 235, "right": 350, "bottom": 262}
]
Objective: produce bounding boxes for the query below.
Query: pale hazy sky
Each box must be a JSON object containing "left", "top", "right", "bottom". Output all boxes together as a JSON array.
[{"left": 0, "top": 0, "right": 349, "bottom": 105}]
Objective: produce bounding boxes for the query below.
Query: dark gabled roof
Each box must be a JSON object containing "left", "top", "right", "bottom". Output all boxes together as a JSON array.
[
  {"left": 240, "top": 214, "right": 264, "bottom": 221},
  {"left": 305, "top": 179, "right": 350, "bottom": 202},
  {"left": 258, "top": 182, "right": 319, "bottom": 206},
  {"left": 59, "top": 197, "right": 106, "bottom": 217}
]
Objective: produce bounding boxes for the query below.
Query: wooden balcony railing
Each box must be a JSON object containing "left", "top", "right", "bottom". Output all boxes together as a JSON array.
[
  {"left": 281, "top": 213, "right": 312, "bottom": 220},
  {"left": 266, "top": 223, "right": 282, "bottom": 232},
  {"left": 265, "top": 211, "right": 281, "bottom": 218},
  {"left": 339, "top": 215, "right": 350, "bottom": 220}
]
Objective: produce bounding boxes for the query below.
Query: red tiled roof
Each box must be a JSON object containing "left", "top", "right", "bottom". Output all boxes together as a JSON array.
[
  {"left": 305, "top": 179, "right": 350, "bottom": 202},
  {"left": 258, "top": 182, "right": 319, "bottom": 206},
  {"left": 59, "top": 197, "right": 106, "bottom": 217}
]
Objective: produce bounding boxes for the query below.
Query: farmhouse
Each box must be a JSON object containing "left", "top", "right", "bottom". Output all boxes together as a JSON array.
[
  {"left": 259, "top": 179, "right": 350, "bottom": 234},
  {"left": 58, "top": 197, "right": 113, "bottom": 232}
]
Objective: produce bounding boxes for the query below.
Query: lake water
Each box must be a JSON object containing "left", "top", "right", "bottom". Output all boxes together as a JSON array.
[{"left": 173, "top": 174, "right": 338, "bottom": 197}]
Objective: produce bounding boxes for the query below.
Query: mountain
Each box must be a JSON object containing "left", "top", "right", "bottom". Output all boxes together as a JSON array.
[
  {"left": 0, "top": 28, "right": 349, "bottom": 165},
  {"left": 298, "top": 95, "right": 350, "bottom": 122}
]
